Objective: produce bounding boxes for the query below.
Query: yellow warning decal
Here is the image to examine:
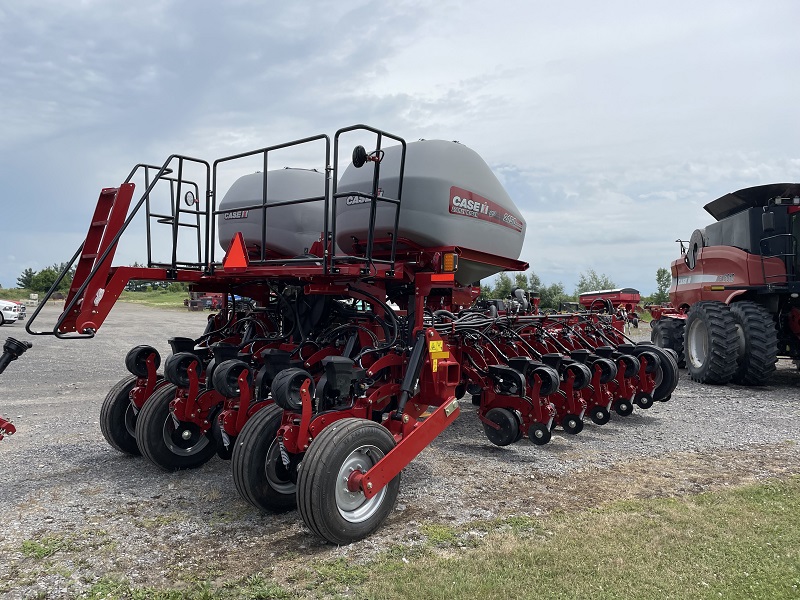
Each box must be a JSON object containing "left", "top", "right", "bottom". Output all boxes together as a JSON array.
[
  {"left": 429, "top": 340, "right": 443, "bottom": 353},
  {"left": 432, "top": 358, "right": 438, "bottom": 372},
  {"left": 430, "top": 351, "right": 450, "bottom": 360}
]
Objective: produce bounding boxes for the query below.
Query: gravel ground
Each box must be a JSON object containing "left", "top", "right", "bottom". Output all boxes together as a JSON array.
[{"left": 1, "top": 303, "right": 799, "bottom": 599}]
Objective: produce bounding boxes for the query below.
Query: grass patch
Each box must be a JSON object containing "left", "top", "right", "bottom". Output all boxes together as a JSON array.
[
  {"left": 21, "top": 535, "right": 75, "bottom": 559},
  {"left": 118, "top": 290, "right": 189, "bottom": 308},
  {"left": 355, "top": 476, "right": 800, "bottom": 600}
]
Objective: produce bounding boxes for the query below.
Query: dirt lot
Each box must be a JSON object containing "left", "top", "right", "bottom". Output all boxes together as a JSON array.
[{"left": 1, "top": 303, "right": 799, "bottom": 598}]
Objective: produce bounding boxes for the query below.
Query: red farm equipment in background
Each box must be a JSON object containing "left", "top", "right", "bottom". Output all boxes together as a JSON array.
[
  {"left": 649, "top": 183, "right": 800, "bottom": 385},
  {"left": 26, "top": 125, "right": 679, "bottom": 544},
  {"left": 578, "top": 288, "right": 642, "bottom": 329}
]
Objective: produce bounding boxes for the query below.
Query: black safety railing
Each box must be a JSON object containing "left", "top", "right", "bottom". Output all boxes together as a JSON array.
[{"left": 759, "top": 233, "right": 798, "bottom": 285}]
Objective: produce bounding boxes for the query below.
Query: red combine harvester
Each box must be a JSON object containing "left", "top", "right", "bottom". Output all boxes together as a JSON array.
[
  {"left": 27, "top": 125, "right": 678, "bottom": 543},
  {"left": 649, "top": 183, "right": 800, "bottom": 385}
]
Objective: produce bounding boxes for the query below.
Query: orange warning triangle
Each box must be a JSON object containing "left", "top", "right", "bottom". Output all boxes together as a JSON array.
[{"left": 223, "top": 232, "right": 249, "bottom": 272}]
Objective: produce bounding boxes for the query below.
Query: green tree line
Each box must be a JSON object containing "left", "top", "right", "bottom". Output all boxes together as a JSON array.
[{"left": 14, "top": 264, "right": 188, "bottom": 294}]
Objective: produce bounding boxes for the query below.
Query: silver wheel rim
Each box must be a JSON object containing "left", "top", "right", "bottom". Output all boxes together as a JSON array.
[
  {"left": 265, "top": 439, "right": 296, "bottom": 494},
  {"left": 335, "top": 444, "right": 386, "bottom": 524},
  {"left": 162, "top": 418, "right": 209, "bottom": 456},
  {"left": 687, "top": 318, "right": 709, "bottom": 369}
]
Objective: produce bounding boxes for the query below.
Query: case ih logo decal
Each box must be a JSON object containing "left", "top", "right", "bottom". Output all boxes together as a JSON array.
[
  {"left": 449, "top": 186, "right": 523, "bottom": 232},
  {"left": 224, "top": 210, "right": 249, "bottom": 220}
]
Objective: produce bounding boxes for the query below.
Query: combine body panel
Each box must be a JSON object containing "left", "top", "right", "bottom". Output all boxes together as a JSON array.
[
  {"left": 26, "top": 125, "right": 679, "bottom": 544},
  {"left": 651, "top": 182, "right": 800, "bottom": 384}
]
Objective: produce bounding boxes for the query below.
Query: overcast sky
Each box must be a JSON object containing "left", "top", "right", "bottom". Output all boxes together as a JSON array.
[{"left": 2, "top": 0, "right": 799, "bottom": 296}]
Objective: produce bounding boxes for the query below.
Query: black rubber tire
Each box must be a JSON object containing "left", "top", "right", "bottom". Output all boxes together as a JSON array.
[
  {"left": 135, "top": 384, "right": 217, "bottom": 471},
  {"left": 164, "top": 352, "right": 202, "bottom": 388},
  {"left": 614, "top": 399, "right": 634, "bottom": 416},
  {"left": 589, "top": 405, "right": 610, "bottom": 425},
  {"left": 482, "top": 408, "right": 520, "bottom": 447},
  {"left": 634, "top": 392, "right": 654, "bottom": 409},
  {"left": 561, "top": 413, "right": 584, "bottom": 434},
  {"left": 297, "top": 418, "right": 400, "bottom": 545},
  {"left": 564, "top": 362, "right": 592, "bottom": 391},
  {"left": 590, "top": 357, "right": 617, "bottom": 384},
  {"left": 100, "top": 375, "right": 141, "bottom": 456},
  {"left": 231, "top": 404, "right": 296, "bottom": 512},
  {"left": 684, "top": 301, "right": 738, "bottom": 385},
  {"left": 272, "top": 368, "right": 315, "bottom": 411},
  {"left": 632, "top": 345, "right": 678, "bottom": 402},
  {"left": 528, "top": 422, "right": 551, "bottom": 445},
  {"left": 532, "top": 365, "right": 561, "bottom": 396},
  {"left": 651, "top": 318, "right": 686, "bottom": 368},
  {"left": 125, "top": 345, "right": 160, "bottom": 378},
  {"left": 212, "top": 359, "right": 253, "bottom": 398},
  {"left": 729, "top": 301, "right": 778, "bottom": 386}
]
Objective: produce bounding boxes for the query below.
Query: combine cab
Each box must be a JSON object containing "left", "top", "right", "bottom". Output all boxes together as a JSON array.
[
  {"left": 650, "top": 183, "right": 800, "bottom": 384},
  {"left": 27, "top": 125, "right": 679, "bottom": 543}
]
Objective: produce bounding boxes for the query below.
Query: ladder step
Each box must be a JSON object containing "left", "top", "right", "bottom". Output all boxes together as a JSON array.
[
  {"left": 81, "top": 253, "right": 98, "bottom": 260},
  {"left": 91, "top": 220, "right": 109, "bottom": 227}
]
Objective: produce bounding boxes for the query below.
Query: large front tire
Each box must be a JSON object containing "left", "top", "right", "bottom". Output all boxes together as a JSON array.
[
  {"left": 684, "top": 301, "right": 738, "bottom": 385},
  {"left": 729, "top": 301, "right": 778, "bottom": 386},
  {"left": 100, "top": 375, "right": 141, "bottom": 456},
  {"left": 232, "top": 404, "right": 296, "bottom": 512},
  {"left": 136, "top": 384, "right": 217, "bottom": 471},
  {"left": 297, "top": 418, "right": 400, "bottom": 545}
]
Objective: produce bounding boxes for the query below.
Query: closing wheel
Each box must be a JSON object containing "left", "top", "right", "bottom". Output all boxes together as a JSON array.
[
  {"left": 100, "top": 375, "right": 141, "bottom": 456},
  {"left": 297, "top": 418, "right": 400, "bottom": 545},
  {"left": 482, "top": 408, "right": 520, "bottom": 447},
  {"left": 614, "top": 399, "right": 634, "bottom": 416},
  {"left": 135, "top": 384, "right": 217, "bottom": 471},
  {"left": 684, "top": 301, "right": 738, "bottom": 385},
  {"left": 729, "top": 301, "right": 778, "bottom": 386},
  {"left": 636, "top": 345, "right": 678, "bottom": 401},
  {"left": 528, "top": 422, "right": 551, "bottom": 445},
  {"left": 634, "top": 392, "right": 654, "bottom": 409},
  {"left": 232, "top": 404, "right": 297, "bottom": 512},
  {"left": 561, "top": 413, "right": 584, "bottom": 434},
  {"left": 589, "top": 405, "right": 610, "bottom": 425}
]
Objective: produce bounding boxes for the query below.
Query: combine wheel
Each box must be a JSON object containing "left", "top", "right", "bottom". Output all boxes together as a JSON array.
[
  {"left": 528, "top": 423, "right": 551, "bottom": 445},
  {"left": 135, "top": 384, "right": 216, "bottom": 471},
  {"left": 297, "top": 418, "right": 400, "bottom": 545},
  {"left": 589, "top": 405, "right": 610, "bottom": 425},
  {"left": 482, "top": 408, "right": 520, "bottom": 447},
  {"left": 100, "top": 375, "right": 141, "bottom": 456},
  {"left": 232, "top": 404, "right": 296, "bottom": 512},
  {"left": 561, "top": 413, "right": 583, "bottom": 434},
  {"left": 651, "top": 319, "right": 686, "bottom": 368},
  {"left": 614, "top": 399, "right": 633, "bottom": 416},
  {"left": 729, "top": 301, "right": 778, "bottom": 386},
  {"left": 684, "top": 301, "right": 738, "bottom": 385}
]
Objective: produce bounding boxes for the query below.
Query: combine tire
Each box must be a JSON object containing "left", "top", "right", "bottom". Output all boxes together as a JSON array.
[
  {"left": 729, "top": 301, "right": 778, "bottom": 386},
  {"left": 232, "top": 404, "right": 296, "bottom": 512},
  {"left": 297, "top": 418, "right": 400, "bottom": 545},
  {"left": 136, "top": 384, "right": 217, "bottom": 471},
  {"left": 684, "top": 301, "right": 738, "bottom": 385},
  {"left": 100, "top": 375, "right": 141, "bottom": 456},
  {"left": 651, "top": 318, "right": 686, "bottom": 368}
]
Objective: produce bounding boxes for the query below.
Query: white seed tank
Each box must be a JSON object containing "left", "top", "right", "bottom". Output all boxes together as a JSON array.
[
  {"left": 335, "top": 139, "right": 526, "bottom": 284},
  {"left": 217, "top": 168, "right": 327, "bottom": 257}
]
